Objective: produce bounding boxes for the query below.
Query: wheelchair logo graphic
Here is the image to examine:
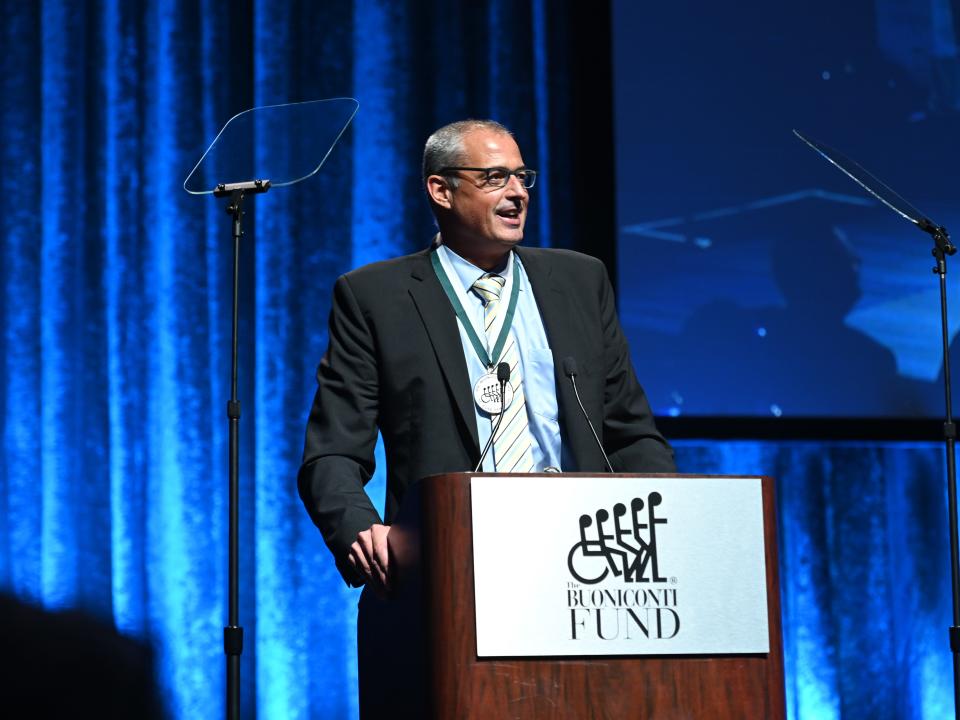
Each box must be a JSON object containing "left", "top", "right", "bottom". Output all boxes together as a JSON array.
[{"left": 567, "top": 492, "right": 667, "bottom": 585}]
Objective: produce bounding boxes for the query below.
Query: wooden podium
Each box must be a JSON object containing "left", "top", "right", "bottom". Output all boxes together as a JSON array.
[{"left": 357, "top": 473, "right": 785, "bottom": 719}]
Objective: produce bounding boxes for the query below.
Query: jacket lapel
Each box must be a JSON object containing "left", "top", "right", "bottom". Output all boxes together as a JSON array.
[
  {"left": 516, "top": 248, "right": 597, "bottom": 471},
  {"left": 408, "top": 250, "right": 481, "bottom": 456}
]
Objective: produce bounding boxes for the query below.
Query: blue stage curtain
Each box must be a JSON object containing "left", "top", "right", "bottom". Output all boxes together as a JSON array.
[{"left": 0, "top": 2, "right": 953, "bottom": 718}]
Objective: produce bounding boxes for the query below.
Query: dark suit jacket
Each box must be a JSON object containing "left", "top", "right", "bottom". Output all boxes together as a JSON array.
[{"left": 298, "top": 245, "right": 675, "bottom": 585}]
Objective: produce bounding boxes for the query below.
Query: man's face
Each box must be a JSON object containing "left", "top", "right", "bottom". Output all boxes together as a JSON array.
[{"left": 444, "top": 129, "right": 529, "bottom": 252}]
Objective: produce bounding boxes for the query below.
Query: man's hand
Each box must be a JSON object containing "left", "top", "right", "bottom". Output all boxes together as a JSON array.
[{"left": 349, "top": 523, "right": 391, "bottom": 596}]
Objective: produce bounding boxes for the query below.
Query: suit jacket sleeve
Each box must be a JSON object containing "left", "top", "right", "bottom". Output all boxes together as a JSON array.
[
  {"left": 596, "top": 261, "right": 677, "bottom": 473},
  {"left": 298, "top": 273, "right": 383, "bottom": 586}
]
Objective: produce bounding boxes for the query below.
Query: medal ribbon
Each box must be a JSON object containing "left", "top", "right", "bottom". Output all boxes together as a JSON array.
[{"left": 430, "top": 250, "right": 520, "bottom": 368}]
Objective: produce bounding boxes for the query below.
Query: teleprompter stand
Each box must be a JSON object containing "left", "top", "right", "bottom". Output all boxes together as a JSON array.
[
  {"left": 183, "top": 98, "right": 359, "bottom": 719},
  {"left": 795, "top": 129, "right": 960, "bottom": 719}
]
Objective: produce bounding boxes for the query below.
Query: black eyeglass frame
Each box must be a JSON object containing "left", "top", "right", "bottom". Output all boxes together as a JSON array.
[{"left": 438, "top": 166, "right": 537, "bottom": 189}]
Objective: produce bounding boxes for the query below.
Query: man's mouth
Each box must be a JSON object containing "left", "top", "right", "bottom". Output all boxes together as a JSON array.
[{"left": 496, "top": 207, "right": 523, "bottom": 227}]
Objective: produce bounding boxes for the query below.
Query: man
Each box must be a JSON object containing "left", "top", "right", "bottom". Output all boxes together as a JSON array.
[{"left": 298, "top": 119, "right": 675, "bottom": 594}]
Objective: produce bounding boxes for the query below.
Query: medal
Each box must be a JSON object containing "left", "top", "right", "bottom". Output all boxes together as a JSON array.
[
  {"left": 473, "top": 370, "right": 514, "bottom": 415},
  {"left": 431, "top": 251, "right": 523, "bottom": 416}
]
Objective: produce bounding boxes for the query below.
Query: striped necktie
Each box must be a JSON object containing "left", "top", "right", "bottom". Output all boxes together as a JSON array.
[{"left": 472, "top": 273, "right": 536, "bottom": 473}]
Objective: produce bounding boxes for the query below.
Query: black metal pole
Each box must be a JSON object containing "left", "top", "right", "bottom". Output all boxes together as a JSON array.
[
  {"left": 932, "top": 241, "right": 960, "bottom": 720},
  {"left": 224, "top": 189, "right": 245, "bottom": 720},
  {"left": 207, "top": 180, "right": 268, "bottom": 720}
]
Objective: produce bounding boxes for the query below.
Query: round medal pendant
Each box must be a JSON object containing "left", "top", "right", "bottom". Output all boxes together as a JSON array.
[{"left": 473, "top": 371, "right": 514, "bottom": 415}]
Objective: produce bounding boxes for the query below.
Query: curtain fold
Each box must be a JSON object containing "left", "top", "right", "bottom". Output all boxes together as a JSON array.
[
  {"left": 0, "top": 2, "right": 952, "bottom": 718},
  {"left": 1, "top": 1, "right": 43, "bottom": 604}
]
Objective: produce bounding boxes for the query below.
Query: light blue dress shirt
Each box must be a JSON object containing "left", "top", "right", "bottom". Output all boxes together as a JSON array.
[{"left": 435, "top": 243, "right": 562, "bottom": 471}]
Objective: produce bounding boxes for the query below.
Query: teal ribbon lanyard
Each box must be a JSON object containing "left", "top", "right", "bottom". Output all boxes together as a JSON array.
[{"left": 431, "top": 251, "right": 520, "bottom": 369}]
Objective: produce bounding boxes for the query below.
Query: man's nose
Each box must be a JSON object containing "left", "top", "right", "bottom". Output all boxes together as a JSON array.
[{"left": 504, "top": 173, "right": 529, "bottom": 198}]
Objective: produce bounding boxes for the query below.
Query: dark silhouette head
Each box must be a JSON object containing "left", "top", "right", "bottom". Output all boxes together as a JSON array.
[{"left": 770, "top": 225, "right": 862, "bottom": 319}]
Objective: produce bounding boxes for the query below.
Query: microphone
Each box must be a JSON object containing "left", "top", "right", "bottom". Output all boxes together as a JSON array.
[
  {"left": 497, "top": 361, "right": 511, "bottom": 385},
  {"left": 563, "top": 357, "right": 614, "bottom": 473},
  {"left": 474, "top": 362, "right": 511, "bottom": 472}
]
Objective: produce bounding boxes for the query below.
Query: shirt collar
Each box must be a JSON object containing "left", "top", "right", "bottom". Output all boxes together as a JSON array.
[{"left": 437, "top": 241, "right": 515, "bottom": 296}]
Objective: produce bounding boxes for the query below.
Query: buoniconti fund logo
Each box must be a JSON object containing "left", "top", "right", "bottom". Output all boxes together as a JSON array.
[{"left": 565, "top": 492, "right": 680, "bottom": 642}]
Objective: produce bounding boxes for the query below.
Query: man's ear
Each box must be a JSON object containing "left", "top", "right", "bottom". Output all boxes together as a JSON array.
[{"left": 426, "top": 175, "right": 453, "bottom": 209}]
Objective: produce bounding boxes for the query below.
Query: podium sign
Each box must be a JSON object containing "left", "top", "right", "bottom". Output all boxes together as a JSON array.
[{"left": 470, "top": 475, "right": 769, "bottom": 657}]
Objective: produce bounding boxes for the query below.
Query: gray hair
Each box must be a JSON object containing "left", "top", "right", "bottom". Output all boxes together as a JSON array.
[{"left": 422, "top": 119, "right": 514, "bottom": 190}]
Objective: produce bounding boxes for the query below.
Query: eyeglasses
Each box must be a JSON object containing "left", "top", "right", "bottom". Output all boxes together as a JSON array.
[{"left": 439, "top": 166, "right": 537, "bottom": 189}]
